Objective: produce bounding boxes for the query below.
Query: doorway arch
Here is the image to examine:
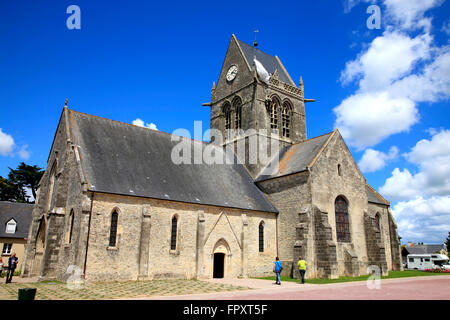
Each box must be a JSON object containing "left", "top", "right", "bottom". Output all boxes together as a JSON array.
[
  {"left": 212, "top": 238, "right": 231, "bottom": 279},
  {"left": 32, "top": 217, "right": 47, "bottom": 276}
]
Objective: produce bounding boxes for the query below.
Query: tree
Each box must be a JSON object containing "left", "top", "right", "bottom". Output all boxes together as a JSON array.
[
  {"left": 0, "top": 162, "right": 45, "bottom": 203},
  {"left": 0, "top": 176, "right": 23, "bottom": 202},
  {"left": 8, "top": 162, "right": 44, "bottom": 201}
]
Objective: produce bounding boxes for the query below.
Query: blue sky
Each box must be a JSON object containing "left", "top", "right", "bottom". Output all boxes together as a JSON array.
[{"left": 0, "top": 0, "right": 449, "bottom": 244}]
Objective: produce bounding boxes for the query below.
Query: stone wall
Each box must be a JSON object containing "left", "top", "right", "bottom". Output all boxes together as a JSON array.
[
  {"left": 364, "top": 210, "right": 388, "bottom": 276},
  {"left": 22, "top": 108, "right": 86, "bottom": 279},
  {"left": 309, "top": 131, "right": 370, "bottom": 277},
  {"left": 257, "top": 171, "right": 311, "bottom": 270},
  {"left": 83, "top": 193, "right": 276, "bottom": 282}
]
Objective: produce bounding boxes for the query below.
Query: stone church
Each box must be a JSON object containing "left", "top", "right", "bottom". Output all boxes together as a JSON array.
[{"left": 22, "top": 35, "right": 402, "bottom": 282}]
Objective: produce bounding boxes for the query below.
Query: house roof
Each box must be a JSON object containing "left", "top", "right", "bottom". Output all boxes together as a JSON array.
[
  {"left": 256, "top": 132, "right": 334, "bottom": 182},
  {"left": 68, "top": 110, "right": 278, "bottom": 213},
  {"left": 236, "top": 39, "right": 295, "bottom": 86},
  {"left": 403, "top": 244, "right": 446, "bottom": 255},
  {"left": 0, "top": 201, "right": 33, "bottom": 239},
  {"left": 367, "top": 185, "right": 390, "bottom": 205}
]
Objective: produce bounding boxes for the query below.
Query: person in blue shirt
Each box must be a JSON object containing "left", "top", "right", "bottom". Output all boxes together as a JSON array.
[
  {"left": 5, "top": 253, "right": 18, "bottom": 284},
  {"left": 273, "top": 256, "right": 282, "bottom": 285}
]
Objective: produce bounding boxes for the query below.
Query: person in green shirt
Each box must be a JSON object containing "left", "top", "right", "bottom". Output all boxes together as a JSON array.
[{"left": 297, "top": 256, "right": 307, "bottom": 284}]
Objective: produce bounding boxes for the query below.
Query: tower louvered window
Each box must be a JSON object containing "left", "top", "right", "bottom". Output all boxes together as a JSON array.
[
  {"left": 270, "top": 98, "right": 279, "bottom": 130},
  {"left": 171, "top": 216, "right": 178, "bottom": 250},
  {"left": 109, "top": 210, "right": 118, "bottom": 247},
  {"left": 335, "top": 197, "right": 350, "bottom": 242},
  {"left": 281, "top": 103, "right": 291, "bottom": 138},
  {"left": 233, "top": 97, "right": 242, "bottom": 130},
  {"left": 224, "top": 103, "right": 232, "bottom": 139}
]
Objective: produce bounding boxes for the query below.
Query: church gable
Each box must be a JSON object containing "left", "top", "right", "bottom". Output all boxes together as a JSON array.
[
  {"left": 309, "top": 130, "right": 365, "bottom": 185},
  {"left": 212, "top": 35, "right": 255, "bottom": 103}
]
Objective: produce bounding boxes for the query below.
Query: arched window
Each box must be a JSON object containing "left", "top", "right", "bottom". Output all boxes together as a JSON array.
[
  {"left": 223, "top": 103, "right": 232, "bottom": 139},
  {"left": 375, "top": 213, "right": 381, "bottom": 231},
  {"left": 233, "top": 97, "right": 242, "bottom": 131},
  {"left": 335, "top": 196, "right": 351, "bottom": 242},
  {"left": 46, "top": 161, "right": 57, "bottom": 212},
  {"left": 281, "top": 102, "right": 291, "bottom": 138},
  {"left": 270, "top": 97, "right": 280, "bottom": 130},
  {"left": 259, "top": 221, "right": 264, "bottom": 252},
  {"left": 109, "top": 210, "right": 118, "bottom": 247},
  {"left": 338, "top": 164, "right": 342, "bottom": 176},
  {"left": 170, "top": 216, "right": 178, "bottom": 250},
  {"left": 68, "top": 210, "right": 75, "bottom": 243}
]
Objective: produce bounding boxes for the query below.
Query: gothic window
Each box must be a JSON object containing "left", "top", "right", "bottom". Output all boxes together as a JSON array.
[
  {"left": 170, "top": 215, "right": 178, "bottom": 250},
  {"left": 223, "top": 102, "right": 232, "bottom": 138},
  {"left": 233, "top": 97, "right": 242, "bottom": 131},
  {"left": 335, "top": 196, "right": 351, "bottom": 242},
  {"left": 270, "top": 97, "right": 280, "bottom": 130},
  {"left": 68, "top": 210, "right": 75, "bottom": 243},
  {"left": 109, "top": 210, "right": 118, "bottom": 247},
  {"left": 375, "top": 213, "right": 381, "bottom": 231},
  {"left": 281, "top": 101, "right": 291, "bottom": 138},
  {"left": 46, "top": 161, "right": 57, "bottom": 212},
  {"left": 259, "top": 221, "right": 264, "bottom": 252}
]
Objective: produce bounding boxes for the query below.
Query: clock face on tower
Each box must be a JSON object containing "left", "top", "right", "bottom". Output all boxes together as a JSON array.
[{"left": 226, "top": 65, "right": 238, "bottom": 81}]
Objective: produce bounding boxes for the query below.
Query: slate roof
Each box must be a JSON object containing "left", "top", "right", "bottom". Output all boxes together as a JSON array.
[
  {"left": 256, "top": 132, "right": 333, "bottom": 182},
  {"left": 236, "top": 39, "right": 295, "bottom": 86},
  {"left": 0, "top": 201, "right": 33, "bottom": 239},
  {"left": 367, "top": 185, "right": 390, "bottom": 205},
  {"left": 403, "top": 245, "right": 446, "bottom": 255},
  {"left": 69, "top": 110, "right": 278, "bottom": 213}
]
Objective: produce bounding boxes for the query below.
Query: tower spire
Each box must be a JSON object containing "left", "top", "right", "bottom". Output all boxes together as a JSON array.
[{"left": 253, "top": 29, "right": 259, "bottom": 47}]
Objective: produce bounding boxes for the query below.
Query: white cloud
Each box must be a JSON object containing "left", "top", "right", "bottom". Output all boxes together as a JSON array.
[
  {"left": 343, "top": 0, "right": 376, "bottom": 13},
  {"left": 132, "top": 118, "right": 158, "bottom": 131},
  {"left": 0, "top": 129, "right": 15, "bottom": 156},
  {"left": 383, "top": 0, "right": 444, "bottom": 31},
  {"left": 335, "top": 0, "right": 450, "bottom": 149},
  {"left": 358, "top": 146, "right": 398, "bottom": 172},
  {"left": 382, "top": 130, "right": 450, "bottom": 243},
  {"left": 392, "top": 196, "right": 450, "bottom": 243},
  {"left": 442, "top": 20, "right": 450, "bottom": 36},
  {"left": 334, "top": 91, "right": 418, "bottom": 149},
  {"left": 18, "top": 145, "right": 30, "bottom": 160},
  {"left": 340, "top": 32, "right": 432, "bottom": 92},
  {"left": 380, "top": 129, "right": 450, "bottom": 201}
]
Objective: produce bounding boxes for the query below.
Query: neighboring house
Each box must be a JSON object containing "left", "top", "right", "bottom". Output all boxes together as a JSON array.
[
  {"left": 21, "top": 35, "right": 402, "bottom": 282},
  {"left": 0, "top": 201, "right": 34, "bottom": 271},
  {"left": 402, "top": 244, "right": 446, "bottom": 265}
]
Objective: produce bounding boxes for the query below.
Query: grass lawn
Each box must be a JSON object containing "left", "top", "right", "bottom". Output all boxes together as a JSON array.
[{"left": 257, "top": 270, "right": 450, "bottom": 284}]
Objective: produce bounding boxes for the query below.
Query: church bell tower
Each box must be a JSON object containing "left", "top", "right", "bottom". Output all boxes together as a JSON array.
[{"left": 205, "top": 34, "right": 311, "bottom": 178}]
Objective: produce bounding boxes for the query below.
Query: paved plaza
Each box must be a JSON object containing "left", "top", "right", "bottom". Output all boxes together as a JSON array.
[{"left": 0, "top": 275, "right": 448, "bottom": 300}]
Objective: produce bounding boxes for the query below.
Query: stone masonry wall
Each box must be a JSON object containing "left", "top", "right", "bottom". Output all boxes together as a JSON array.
[
  {"left": 257, "top": 171, "right": 311, "bottom": 273},
  {"left": 309, "top": 131, "right": 370, "bottom": 277},
  {"left": 84, "top": 193, "right": 277, "bottom": 282}
]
